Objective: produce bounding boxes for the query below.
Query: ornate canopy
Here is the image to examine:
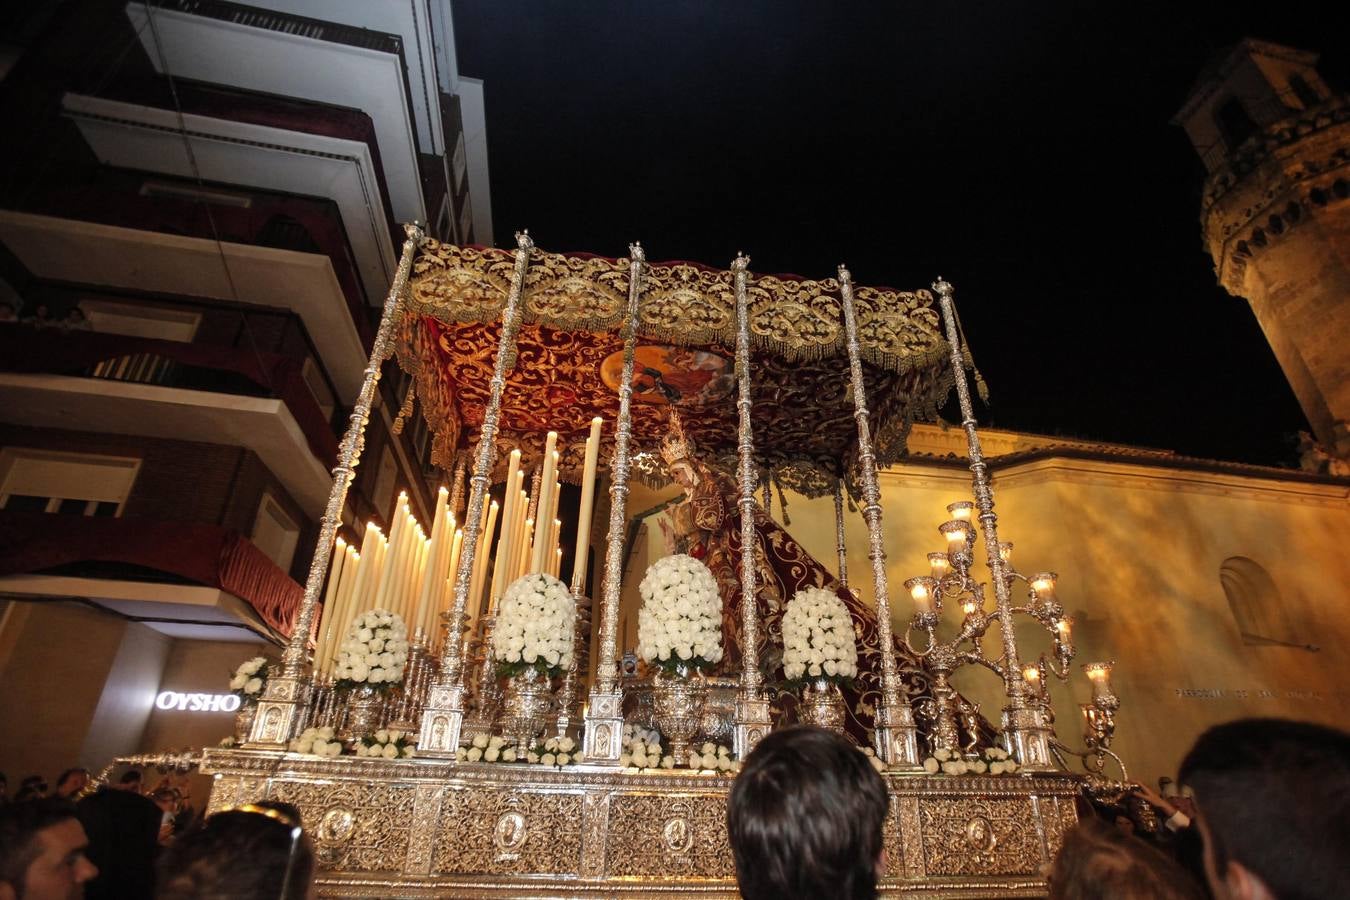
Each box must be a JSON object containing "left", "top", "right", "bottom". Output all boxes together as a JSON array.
[{"left": 397, "top": 239, "right": 979, "bottom": 497}]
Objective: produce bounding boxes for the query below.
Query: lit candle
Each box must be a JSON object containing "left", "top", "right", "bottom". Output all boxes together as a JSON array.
[
  {"left": 554, "top": 546, "right": 563, "bottom": 578},
  {"left": 927, "top": 552, "right": 950, "bottom": 580},
  {"left": 947, "top": 500, "right": 975, "bottom": 521},
  {"left": 414, "top": 489, "right": 450, "bottom": 639},
  {"left": 507, "top": 478, "right": 527, "bottom": 582},
  {"left": 998, "top": 542, "right": 1013, "bottom": 564},
  {"left": 327, "top": 544, "right": 362, "bottom": 676},
  {"left": 488, "top": 449, "right": 522, "bottom": 612},
  {"left": 1083, "top": 661, "right": 1114, "bottom": 700},
  {"left": 531, "top": 433, "right": 559, "bottom": 573},
  {"left": 904, "top": 576, "right": 938, "bottom": 617},
  {"left": 1054, "top": 618, "right": 1073, "bottom": 643},
  {"left": 363, "top": 530, "right": 388, "bottom": 611},
  {"left": 469, "top": 500, "right": 499, "bottom": 620},
  {"left": 373, "top": 495, "right": 409, "bottom": 612},
  {"left": 314, "top": 537, "right": 347, "bottom": 674},
  {"left": 961, "top": 598, "right": 979, "bottom": 617},
  {"left": 1031, "top": 572, "right": 1058, "bottom": 604},
  {"left": 349, "top": 522, "right": 381, "bottom": 611},
  {"left": 571, "top": 416, "right": 603, "bottom": 592},
  {"left": 518, "top": 518, "right": 534, "bottom": 581},
  {"left": 939, "top": 519, "right": 972, "bottom": 554},
  {"left": 1022, "top": 664, "right": 1041, "bottom": 686}
]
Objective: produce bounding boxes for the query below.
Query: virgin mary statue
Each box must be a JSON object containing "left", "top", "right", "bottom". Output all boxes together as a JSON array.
[{"left": 656, "top": 409, "right": 939, "bottom": 744}]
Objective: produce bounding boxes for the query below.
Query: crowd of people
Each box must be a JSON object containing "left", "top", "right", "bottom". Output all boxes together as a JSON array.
[{"left": 1, "top": 716, "right": 1345, "bottom": 899}]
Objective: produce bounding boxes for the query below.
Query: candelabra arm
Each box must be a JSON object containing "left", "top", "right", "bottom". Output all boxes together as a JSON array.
[{"left": 418, "top": 230, "right": 533, "bottom": 758}]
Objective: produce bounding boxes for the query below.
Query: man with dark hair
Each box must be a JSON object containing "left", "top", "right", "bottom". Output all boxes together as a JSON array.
[
  {"left": 727, "top": 726, "right": 889, "bottom": 900},
  {"left": 115, "top": 771, "right": 143, "bottom": 793},
  {"left": 156, "top": 801, "right": 313, "bottom": 899},
  {"left": 0, "top": 798, "right": 99, "bottom": 900},
  {"left": 1179, "top": 718, "right": 1350, "bottom": 900},
  {"left": 52, "top": 771, "right": 88, "bottom": 802}
]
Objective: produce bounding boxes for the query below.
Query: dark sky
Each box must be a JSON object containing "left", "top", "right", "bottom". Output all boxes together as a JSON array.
[{"left": 452, "top": 1, "right": 1346, "bottom": 467}]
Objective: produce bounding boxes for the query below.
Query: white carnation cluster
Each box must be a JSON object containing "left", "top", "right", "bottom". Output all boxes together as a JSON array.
[
  {"left": 781, "top": 587, "right": 858, "bottom": 683},
  {"left": 637, "top": 554, "right": 723, "bottom": 672},
  {"left": 289, "top": 726, "right": 342, "bottom": 758},
  {"left": 454, "top": 733, "right": 581, "bottom": 766},
  {"left": 492, "top": 574, "right": 576, "bottom": 676},
  {"left": 355, "top": 728, "right": 415, "bottom": 760},
  {"left": 921, "top": 745, "right": 1020, "bottom": 776},
  {"left": 334, "top": 609, "right": 409, "bottom": 688},
  {"left": 618, "top": 725, "right": 737, "bottom": 774},
  {"left": 228, "top": 656, "right": 269, "bottom": 699}
]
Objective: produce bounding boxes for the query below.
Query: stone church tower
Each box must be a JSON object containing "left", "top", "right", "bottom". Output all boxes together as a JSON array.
[{"left": 1175, "top": 39, "right": 1350, "bottom": 460}]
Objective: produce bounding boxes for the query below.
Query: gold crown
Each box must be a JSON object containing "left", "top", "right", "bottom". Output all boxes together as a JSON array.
[{"left": 660, "top": 408, "right": 696, "bottom": 468}]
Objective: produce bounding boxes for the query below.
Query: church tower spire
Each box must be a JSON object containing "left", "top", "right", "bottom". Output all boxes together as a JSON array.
[{"left": 1174, "top": 39, "right": 1350, "bottom": 459}]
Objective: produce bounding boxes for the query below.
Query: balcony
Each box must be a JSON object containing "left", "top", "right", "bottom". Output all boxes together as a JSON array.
[
  {"left": 0, "top": 509, "right": 301, "bottom": 642},
  {"left": 0, "top": 322, "right": 337, "bottom": 516}
]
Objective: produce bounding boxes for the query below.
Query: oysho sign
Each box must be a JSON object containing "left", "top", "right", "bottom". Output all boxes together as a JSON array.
[{"left": 154, "top": 691, "right": 241, "bottom": 713}]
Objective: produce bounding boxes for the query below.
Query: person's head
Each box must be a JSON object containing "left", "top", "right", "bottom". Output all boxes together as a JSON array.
[
  {"left": 727, "top": 726, "right": 889, "bottom": 900},
  {"left": 115, "top": 771, "right": 141, "bottom": 793},
  {"left": 1048, "top": 816, "right": 1205, "bottom": 900},
  {"left": 149, "top": 788, "right": 178, "bottom": 815},
  {"left": 156, "top": 801, "right": 312, "bottom": 900},
  {"left": 75, "top": 788, "right": 162, "bottom": 900},
  {"left": 0, "top": 798, "right": 98, "bottom": 900},
  {"left": 1179, "top": 718, "right": 1350, "bottom": 900},
  {"left": 15, "top": 778, "right": 47, "bottom": 803},
  {"left": 52, "top": 772, "right": 87, "bottom": 801}
]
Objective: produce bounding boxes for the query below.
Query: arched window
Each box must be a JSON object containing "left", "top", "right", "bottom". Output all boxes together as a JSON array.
[
  {"left": 1219, "top": 557, "right": 1303, "bottom": 647},
  {"left": 1215, "top": 98, "right": 1258, "bottom": 151}
]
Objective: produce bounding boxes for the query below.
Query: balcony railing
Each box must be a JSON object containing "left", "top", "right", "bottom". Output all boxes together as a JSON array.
[
  {"left": 0, "top": 322, "right": 338, "bottom": 466},
  {"left": 0, "top": 509, "right": 303, "bottom": 639}
]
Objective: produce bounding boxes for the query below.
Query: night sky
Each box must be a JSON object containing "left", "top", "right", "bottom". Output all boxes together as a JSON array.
[{"left": 452, "top": 1, "right": 1346, "bottom": 467}]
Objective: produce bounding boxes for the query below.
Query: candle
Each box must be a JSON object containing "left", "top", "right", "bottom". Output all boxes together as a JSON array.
[
  {"left": 363, "top": 530, "right": 388, "bottom": 611},
  {"left": 947, "top": 500, "right": 975, "bottom": 521},
  {"left": 469, "top": 500, "right": 499, "bottom": 620},
  {"left": 1030, "top": 572, "right": 1058, "bottom": 605},
  {"left": 373, "top": 496, "right": 409, "bottom": 611},
  {"left": 441, "top": 528, "right": 464, "bottom": 634},
  {"left": 414, "top": 489, "right": 449, "bottom": 639},
  {"left": 571, "top": 416, "right": 603, "bottom": 592},
  {"left": 314, "top": 537, "right": 347, "bottom": 674},
  {"left": 349, "top": 522, "right": 381, "bottom": 612},
  {"left": 904, "top": 576, "right": 938, "bottom": 617},
  {"left": 927, "top": 552, "right": 950, "bottom": 580},
  {"left": 424, "top": 511, "right": 455, "bottom": 637},
  {"left": 998, "top": 542, "right": 1014, "bottom": 564},
  {"left": 1054, "top": 618, "right": 1073, "bottom": 643},
  {"left": 488, "top": 449, "right": 522, "bottom": 612},
  {"left": 554, "top": 546, "right": 563, "bottom": 578},
  {"left": 1083, "top": 661, "right": 1114, "bottom": 700},
  {"left": 1022, "top": 664, "right": 1041, "bottom": 685},
  {"left": 518, "top": 518, "right": 534, "bottom": 580},
  {"left": 505, "top": 476, "right": 527, "bottom": 585},
  {"left": 531, "top": 433, "right": 559, "bottom": 573},
  {"left": 940, "top": 519, "right": 972, "bottom": 553},
  {"left": 961, "top": 598, "right": 979, "bottom": 617}
]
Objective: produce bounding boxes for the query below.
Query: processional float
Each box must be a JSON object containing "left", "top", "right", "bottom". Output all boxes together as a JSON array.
[{"left": 142, "top": 225, "right": 1132, "bottom": 896}]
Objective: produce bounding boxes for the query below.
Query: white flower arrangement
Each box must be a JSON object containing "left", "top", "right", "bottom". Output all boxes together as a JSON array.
[
  {"left": 637, "top": 554, "right": 723, "bottom": 675},
  {"left": 920, "top": 745, "right": 1020, "bottom": 776},
  {"left": 228, "top": 656, "right": 270, "bottom": 703},
  {"left": 334, "top": 609, "right": 409, "bottom": 692},
  {"left": 618, "top": 725, "right": 737, "bottom": 774},
  {"left": 354, "top": 728, "right": 416, "bottom": 760},
  {"left": 781, "top": 587, "right": 858, "bottom": 684},
  {"left": 289, "top": 726, "right": 342, "bottom": 758},
  {"left": 492, "top": 574, "right": 576, "bottom": 678},
  {"left": 453, "top": 733, "right": 583, "bottom": 766}
]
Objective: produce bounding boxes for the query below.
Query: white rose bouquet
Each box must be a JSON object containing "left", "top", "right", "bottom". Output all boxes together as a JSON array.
[
  {"left": 492, "top": 574, "right": 576, "bottom": 678},
  {"left": 637, "top": 554, "right": 723, "bottom": 675},
  {"left": 781, "top": 587, "right": 858, "bottom": 684},
  {"left": 920, "top": 745, "right": 1020, "bottom": 776},
  {"left": 228, "top": 656, "right": 270, "bottom": 703},
  {"left": 354, "top": 728, "right": 416, "bottom": 760},
  {"left": 289, "top": 726, "right": 342, "bottom": 758},
  {"left": 334, "top": 608, "right": 409, "bottom": 692}
]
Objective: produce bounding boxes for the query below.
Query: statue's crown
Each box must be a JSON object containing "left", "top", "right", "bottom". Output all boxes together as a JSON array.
[{"left": 660, "top": 408, "right": 695, "bottom": 468}]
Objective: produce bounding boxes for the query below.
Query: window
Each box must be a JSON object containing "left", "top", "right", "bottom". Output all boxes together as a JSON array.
[
  {"left": 252, "top": 493, "right": 300, "bottom": 572},
  {"left": 1215, "top": 98, "right": 1258, "bottom": 152},
  {"left": 1219, "top": 557, "right": 1305, "bottom": 648},
  {"left": 79, "top": 300, "right": 200, "bottom": 342},
  {"left": 301, "top": 357, "right": 336, "bottom": 423},
  {"left": 0, "top": 449, "right": 139, "bottom": 516},
  {"left": 1287, "top": 74, "right": 1319, "bottom": 109}
]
